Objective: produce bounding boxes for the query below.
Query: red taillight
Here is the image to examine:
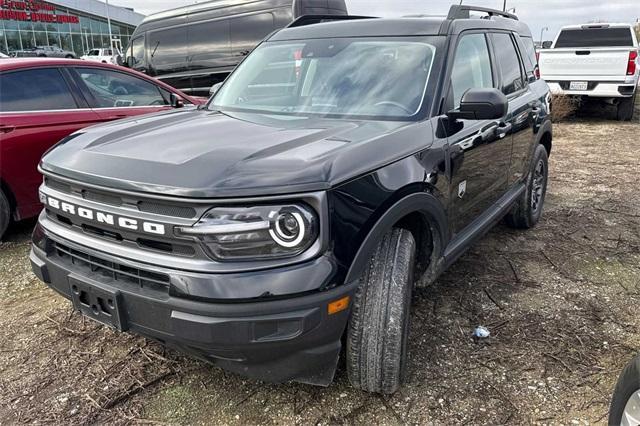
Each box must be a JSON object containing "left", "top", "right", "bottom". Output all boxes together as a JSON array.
[
  {"left": 627, "top": 51, "right": 638, "bottom": 76},
  {"left": 534, "top": 67, "right": 541, "bottom": 79}
]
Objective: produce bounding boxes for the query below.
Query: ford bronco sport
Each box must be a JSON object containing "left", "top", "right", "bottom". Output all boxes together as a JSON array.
[{"left": 31, "top": 5, "right": 552, "bottom": 394}]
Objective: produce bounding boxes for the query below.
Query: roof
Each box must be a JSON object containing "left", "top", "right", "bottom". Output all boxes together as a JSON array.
[
  {"left": 270, "top": 15, "right": 532, "bottom": 41},
  {"left": 559, "top": 23, "right": 634, "bottom": 30}
]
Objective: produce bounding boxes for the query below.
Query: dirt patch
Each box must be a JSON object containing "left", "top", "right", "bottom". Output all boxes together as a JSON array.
[{"left": 1, "top": 118, "right": 639, "bottom": 424}]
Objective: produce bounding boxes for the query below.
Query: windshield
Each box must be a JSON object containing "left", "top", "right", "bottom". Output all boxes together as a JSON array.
[{"left": 210, "top": 37, "right": 437, "bottom": 120}]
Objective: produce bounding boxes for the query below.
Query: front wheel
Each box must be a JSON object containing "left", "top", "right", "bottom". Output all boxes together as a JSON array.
[
  {"left": 346, "top": 228, "right": 416, "bottom": 394},
  {"left": 609, "top": 355, "right": 640, "bottom": 425},
  {"left": 0, "top": 189, "right": 11, "bottom": 240},
  {"left": 65, "top": 54, "right": 74, "bottom": 59},
  {"left": 506, "top": 144, "right": 549, "bottom": 229}
]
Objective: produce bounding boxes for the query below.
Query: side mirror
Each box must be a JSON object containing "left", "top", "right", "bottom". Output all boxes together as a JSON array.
[
  {"left": 542, "top": 41, "right": 552, "bottom": 49},
  {"left": 447, "top": 88, "right": 508, "bottom": 121},
  {"left": 170, "top": 93, "right": 184, "bottom": 108},
  {"left": 209, "top": 82, "right": 223, "bottom": 97}
]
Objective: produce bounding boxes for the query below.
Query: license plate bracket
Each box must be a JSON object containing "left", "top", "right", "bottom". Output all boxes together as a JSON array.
[
  {"left": 569, "top": 81, "right": 588, "bottom": 91},
  {"left": 69, "top": 275, "right": 126, "bottom": 331}
]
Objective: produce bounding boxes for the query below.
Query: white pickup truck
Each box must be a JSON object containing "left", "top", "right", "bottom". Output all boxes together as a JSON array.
[
  {"left": 80, "top": 48, "right": 122, "bottom": 65},
  {"left": 539, "top": 23, "right": 639, "bottom": 120}
]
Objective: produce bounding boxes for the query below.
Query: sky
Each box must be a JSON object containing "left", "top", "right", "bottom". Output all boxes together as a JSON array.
[{"left": 110, "top": 0, "right": 640, "bottom": 42}]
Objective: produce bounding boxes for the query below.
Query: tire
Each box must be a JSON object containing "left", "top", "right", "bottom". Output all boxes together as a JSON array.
[
  {"left": 608, "top": 354, "right": 640, "bottom": 425},
  {"left": 617, "top": 96, "right": 635, "bottom": 121},
  {"left": 506, "top": 144, "right": 549, "bottom": 229},
  {"left": 0, "top": 190, "right": 10, "bottom": 240},
  {"left": 346, "top": 228, "right": 416, "bottom": 394},
  {"left": 65, "top": 54, "right": 74, "bottom": 59}
]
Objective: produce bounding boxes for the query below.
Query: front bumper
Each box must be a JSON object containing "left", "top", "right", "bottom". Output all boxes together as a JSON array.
[{"left": 30, "top": 229, "right": 356, "bottom": 386}]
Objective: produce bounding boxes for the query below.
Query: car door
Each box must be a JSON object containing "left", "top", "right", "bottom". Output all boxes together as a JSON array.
[
  {"left": 445, "top": 32, "right": 513, "bottom": 235},
  {"left": 70, "top": 66, "right": 176, "bottom": 122},
  {"left": 509, "top": 33, "right": 545, "bottom": 186},
  {"left": 0, "top": 67, "right": 101, "bottom": 220}
]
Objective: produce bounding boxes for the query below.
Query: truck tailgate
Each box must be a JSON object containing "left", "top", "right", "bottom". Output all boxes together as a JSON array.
[{"left": 539, "top": 48, "right": 631, "bottom": 79}]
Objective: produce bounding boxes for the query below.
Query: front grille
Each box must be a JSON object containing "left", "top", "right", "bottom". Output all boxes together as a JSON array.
[
  {"left": 44, "top": 177, "right": 199, "bottom": 219},
  {"left": 83, "top": 189, "right": 123, "bottom": 206},
  {"left": 137, "top": 201, "right": 196, "bottom": 219},
  {"left": 53, "top": 242, "right": 170, "bottom": 290}
]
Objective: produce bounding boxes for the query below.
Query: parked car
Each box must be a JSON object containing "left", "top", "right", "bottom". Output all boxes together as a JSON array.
[
  {"left": 0, "top": 52, "right": 8, "bottom": 58},
  {"left": 0, "top": 58, "right": 204, "bottom": 238},
  {"left": 14, "top": 45, "right": 77, "bottom": 59},
  {"left": 124, "top": 0, "right": 347, "bottom": 95},
  {"left": 609, "top": 354, "right": 640, "bottom": 425},
  {"left": 539, "top": 23, "right": 639, "bottom": 121},
  {"left": 81, "top": 48, "right": 122, "bottom": 65},
  {"left": 30, "top": 5, "right": 552, "bottom": 393}
]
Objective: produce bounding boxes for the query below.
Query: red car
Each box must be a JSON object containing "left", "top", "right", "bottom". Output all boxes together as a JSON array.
[{"left": 0, "top": 58, "right": 205, "bottom": 238}]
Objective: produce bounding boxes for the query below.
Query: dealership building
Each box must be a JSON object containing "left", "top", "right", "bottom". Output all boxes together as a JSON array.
[{"left": 0, "top": 0, "right": 144, "bottom": 56}]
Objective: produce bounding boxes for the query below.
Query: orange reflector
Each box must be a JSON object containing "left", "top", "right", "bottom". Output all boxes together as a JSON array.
[{"left": 328, "top": 296, "right": 350, "bottom": 315}]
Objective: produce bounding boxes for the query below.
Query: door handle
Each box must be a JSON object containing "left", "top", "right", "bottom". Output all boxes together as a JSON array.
[
  {"left": 496, "top": 122, "right": 512, "bottom": 139},
  {"left": 0, "top": 125, "right": 16, "bottom": 134}
]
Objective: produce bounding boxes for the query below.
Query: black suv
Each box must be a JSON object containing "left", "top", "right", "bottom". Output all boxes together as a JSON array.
[{"left": 31, "top": 6, "right": 552, "bottom": 394}]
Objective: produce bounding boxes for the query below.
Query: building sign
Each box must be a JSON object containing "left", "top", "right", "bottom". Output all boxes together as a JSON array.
[{"left": 0, "top": 1, "right": 80, "bottom": 24}]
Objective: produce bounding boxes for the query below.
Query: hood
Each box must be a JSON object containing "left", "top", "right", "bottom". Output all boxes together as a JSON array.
[{"left": 41, "top": 108, "right": 432, "bottom": 198}]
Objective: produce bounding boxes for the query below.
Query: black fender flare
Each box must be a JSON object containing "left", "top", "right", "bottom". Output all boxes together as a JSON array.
[
  {"left": 535, "top": 118, "right": 553, "bottom": 153},
  {"left": 344, "top": 191, "right": 449, "bottom": 284}
]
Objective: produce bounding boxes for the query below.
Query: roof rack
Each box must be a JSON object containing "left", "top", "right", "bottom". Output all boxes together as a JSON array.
[
  {"left": 447, "top": 5, "right": 518, "bottom": 21},
  {"left": 287, "top": 14, "right": 376, "bottom": 28}
]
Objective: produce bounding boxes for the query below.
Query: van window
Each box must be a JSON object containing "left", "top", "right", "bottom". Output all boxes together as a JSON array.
[
  {"left": 491, "top": 33, "right": 525, "bottom": 95},
  {"left": 555, "top": 27, "right": 634, "bottom": 48},
  {"left": 188, "top": 20, "right": 231, "bottom": 69},
  {"left": 230, "top": 13, "right": 275, "bottom": 56},
  {"left": 148, "top": 26, "right": 188, "bottom": 73},
  {"left": 127, "top": 36, "right": 145, "bottom": 68}
]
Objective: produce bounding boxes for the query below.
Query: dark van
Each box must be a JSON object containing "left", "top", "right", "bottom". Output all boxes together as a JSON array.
[{"left": 124, "top": 0, "right": 348, "bottom": 95}]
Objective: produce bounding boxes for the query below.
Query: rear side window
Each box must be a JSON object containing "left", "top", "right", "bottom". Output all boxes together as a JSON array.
[
  {"left": 491, "top": 33, "right": 525, "bottom": 95},
  {"left": 555, "top": 27, "right": 634, "bottom": 48},
  {"left": 0, "top": 68, "right": 77, "bottom": 111},
  {"left": 450, "top": 33, "right": 494, "bottom": 108},
  {"left": 518, "top": 36, "right": 538, "bottom": 83}
]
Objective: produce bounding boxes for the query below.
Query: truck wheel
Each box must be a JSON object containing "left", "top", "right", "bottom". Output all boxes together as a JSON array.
[
  {"left": 346, "top": 228, "right": 415, "bottom": 394},
  {"left": 65, "top": 54, "right": 74, "bottom": 59},
  {"left": 617, "top": 96, "right": 635, "bottom": 121},
  {"left": 506, "top": 144, "right": 549, "bottom": 229},
  {"left": 0, "top": 190, "right": 10, "bottom": 240},
  {"left": 608, "top": 355, "right": 640, "bottom": 425}
]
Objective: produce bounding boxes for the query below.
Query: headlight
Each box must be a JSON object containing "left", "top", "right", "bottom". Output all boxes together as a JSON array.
[{"left": 176, "top": 204, "right": 318, "bottom": 261}]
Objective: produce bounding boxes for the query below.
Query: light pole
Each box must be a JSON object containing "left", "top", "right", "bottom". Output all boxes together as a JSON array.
[
  {"left": 539, "top": 26, "right": 549, "bottom": 45},
  {"left": 105, "top": 0, "right": 114, "bottom": 50}
]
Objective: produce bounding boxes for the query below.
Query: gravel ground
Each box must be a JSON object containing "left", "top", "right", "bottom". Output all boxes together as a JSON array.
[{"left": 0, "top": 106, "right": 639, "bottom": 424}]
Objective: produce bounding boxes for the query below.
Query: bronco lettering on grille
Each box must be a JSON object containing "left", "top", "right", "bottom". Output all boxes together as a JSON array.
[{"left": 45, "top": 196, "right": 166, "bottom": 235}]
